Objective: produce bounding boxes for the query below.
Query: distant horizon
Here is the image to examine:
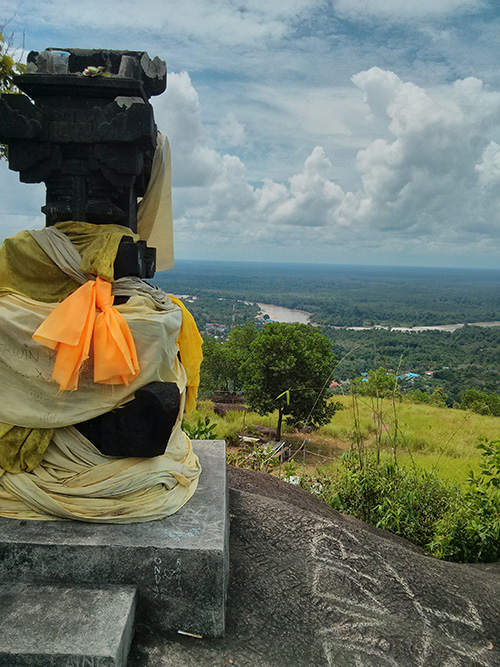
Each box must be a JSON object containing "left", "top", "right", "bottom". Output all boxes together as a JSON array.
[{"left": 168, "top": 257, "right": 500, "bottom": 275}]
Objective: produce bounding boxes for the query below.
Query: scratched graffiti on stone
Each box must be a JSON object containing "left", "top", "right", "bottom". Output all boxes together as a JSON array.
[
  {"left": 311, "top": 522, "right": 493, "bottom": 666},
  {"left": 163, "top": 526, "right": 201, "bottom": 541},
  {"left": 152, "top": 555, "right": 183, "bottom": 599}
]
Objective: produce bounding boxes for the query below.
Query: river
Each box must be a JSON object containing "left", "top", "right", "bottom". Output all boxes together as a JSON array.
[
  {"left": 339, "top": 321, "right": 500, "bottom": 333},
  {"left": 255, "top": 302, "right": 500, "bottom": 332},
  {"left": 256, "top": 303, "right": 311, "bottom": 324}
]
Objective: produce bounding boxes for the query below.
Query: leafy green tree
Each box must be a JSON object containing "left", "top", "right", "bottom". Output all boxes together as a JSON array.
[
  {"left": 429, "top": 386, "right": 448, "bottom": 407},
  {"left": 457, "top": 388, "right": 500, "bottom": 416},
  {"left": 240, "top": 322, "right": 338, "bottom": 439},
  {"left": 199, "top": 337, "right": 230, "bottom": 395},
  {"left": 352, "top": 368, "right": 400, "bottom": 398},
  {"left": 199, "top": 322, "right": 259, "bottom": 395},
  {"left": 224, "top": 322, "right": 259, "bottom": 390},
  {"left": 0, "top": 31, "right": 24, "bottom": 92},
  {"left": 406, "top": 389, "right": 431, "bottom": 404}
]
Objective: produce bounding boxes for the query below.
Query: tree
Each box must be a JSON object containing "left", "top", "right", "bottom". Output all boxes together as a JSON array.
[
  {"left": 458, "top": 388, "right": 500, "bottom": 416},
  {"left": 240, "top": 322, "right": 338, "bottom": 439},
  {"left": 1, "top": 28, "right": 26, "bottom": 160},
  {"left": 199, "top": 322, "right": 259, "bottom": 395},
  {"left": 199, "top": 337, "right": 231, "bottom": 395},
  {"left": 224, "top": 321, "right": 259, "bottom": 390},
  {"left": 430, "top": 386, "right": 448, "bottom": 407},
  {"left": 352, "top": 368, "right": 400, "bottom": 398}
]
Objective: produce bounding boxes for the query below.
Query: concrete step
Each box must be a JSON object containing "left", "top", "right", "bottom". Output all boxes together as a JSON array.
[
  {"left": 0, "top": 582, "right": 136, "bottom": 667},
  {"left": 0, "top": 440, "right": 229, "bottom": 638}
]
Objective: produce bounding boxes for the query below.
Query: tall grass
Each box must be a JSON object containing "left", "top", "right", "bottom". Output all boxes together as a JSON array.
[
  {"left": 320, "top": 395, "right": 500, "bottom": 458},
  {"left": 322, "top": 451, "right": 480, "bottom": 485},
  {"left": 189, "top": 394, "right": 500, "bottom": 482},
  {"left": 193, "top": 391, "right": 500, "bottom": 562}
]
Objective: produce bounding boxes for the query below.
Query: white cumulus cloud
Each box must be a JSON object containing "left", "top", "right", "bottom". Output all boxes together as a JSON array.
[
  {"left": 333, "top": 0, "right": 485, "bottom": 21},
  {"left": 167, "top": 66, "right": 500, "bottom": 262}
]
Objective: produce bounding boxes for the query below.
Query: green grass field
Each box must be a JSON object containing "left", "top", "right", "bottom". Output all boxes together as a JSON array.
[{"left": 186, "top": 396, "right": 500, "bottom": 483}]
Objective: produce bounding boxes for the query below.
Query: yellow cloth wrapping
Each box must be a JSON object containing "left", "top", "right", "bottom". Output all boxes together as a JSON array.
[
  {"left": 137, "top": 132, "right": 174, "bottom": 271},
  {"left": 0, "top": 423, "right": 201, "bottom": 523},
  {"left": 0, "top": 222, "right": 202, "bottom": 412},
  {"left": 0, "top": 292, "right": 182, "bottom": 427},
  {"left": 0, "top": 294, "right": 201, "bottom": 521},
  {"left": 56, "top": 221, "right": 137, "bottom": 283},
  {"left": 0, "top": 222, "right": 137, "bottom": 303},
  {"left": 0, "top": 229, "right": 79, "bottom": 302},
  {"left": 0, "top": 219, "right": 203, "bottom": 521},
  {"left": 169, "top": 295, "right": 203, "bottom": 415}
]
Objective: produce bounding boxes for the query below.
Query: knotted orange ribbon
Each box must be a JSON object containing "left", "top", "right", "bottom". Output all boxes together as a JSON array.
[{"left": 33, "top": 276, "right": 139, "bottom": 391}]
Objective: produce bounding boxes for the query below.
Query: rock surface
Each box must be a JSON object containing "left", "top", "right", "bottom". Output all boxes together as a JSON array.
[{"left": 130, "top": 465, "right": 500, "bottom": 667}]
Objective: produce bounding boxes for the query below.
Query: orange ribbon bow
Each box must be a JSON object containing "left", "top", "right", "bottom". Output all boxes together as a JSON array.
[{"left": 33, "top": 276, "right": 139, "bottom": 391}]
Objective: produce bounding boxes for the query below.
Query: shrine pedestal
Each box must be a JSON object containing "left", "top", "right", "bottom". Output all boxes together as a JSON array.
[{"left": 0, "top": 440, "right": 228, "bottom": 639}]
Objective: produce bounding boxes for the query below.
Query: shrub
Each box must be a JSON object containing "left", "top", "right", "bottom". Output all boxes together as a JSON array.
[
  {"left": 327, "top": 452, "right": 457, "bottom": 550},
  {"left": 429, "top": 439, "right": 500, "bottom": 562},
  {"left": 457, "top": 389, "right": 500, "bottom": 416},
  {"left": 182, "top": 415, "right": 217, "bottom": 440}
]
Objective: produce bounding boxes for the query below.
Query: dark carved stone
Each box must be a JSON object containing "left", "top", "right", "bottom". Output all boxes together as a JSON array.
[
  {"left": 113, "top": 237, "right": 156, "bottom": 280},
  {"left": 26, "top": 48, "right": 167, "bottom": 98},
  {"left": 0, "top": 48, "right": 164, "bottom": 250},
  {"left": 75, "top": 382, "right": 181, "bottom": 457}
]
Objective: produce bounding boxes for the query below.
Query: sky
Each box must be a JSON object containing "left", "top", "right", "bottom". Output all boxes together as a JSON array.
[{"left": 2, "top": 0, "right": 500, "bottom": 268}]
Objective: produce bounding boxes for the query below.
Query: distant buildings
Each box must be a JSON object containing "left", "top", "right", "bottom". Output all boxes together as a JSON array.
[{"left": 204, "top": 322, "right": 228, "bottom": 338}]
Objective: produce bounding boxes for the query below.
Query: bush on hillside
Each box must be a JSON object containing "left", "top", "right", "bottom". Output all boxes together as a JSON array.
[
  {"left": 456, "top": 388, "right": 500, "bottom": 416},
  {"left": 429, "top": 439, "right": 500, "bottom": 562},
  {"left": 326, "top": 453, "right": 456, "bottom": 550}
]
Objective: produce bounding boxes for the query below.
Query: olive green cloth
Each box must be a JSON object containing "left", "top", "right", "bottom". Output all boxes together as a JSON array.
[
  {"left": 0, "top": 221, "right": 137, "bottom": 303},
  {"left": 0, "top": 423, "right": 54, "bottom": 473},
  {"left": 56, "top": 221, "right": 138, "bottom": 283},
  {"left": 0, "top": 229, "right": 78, "bottom": 303}
]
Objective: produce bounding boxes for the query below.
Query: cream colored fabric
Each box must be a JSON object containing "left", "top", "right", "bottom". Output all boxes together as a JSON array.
[
  {"left": 0, "top": 167, "right": 202, "bottom": 521},
  {"left": 0, "top": 292, "right": 183, "bottom": 428},
  {"left": 137, "top": 132, "right": 174, "bottom": 271},
  {"left": 0, "top": 422, "right": 201, "bottom": 523},
  {"left": 27, "top": 225, "right": 201, "bottom": 411},
  {"left": 0, "top": 293, "right": 202, "bottom": 522},
  {"left": 30, "top": 226, "right": 91, "bottom": 285}
]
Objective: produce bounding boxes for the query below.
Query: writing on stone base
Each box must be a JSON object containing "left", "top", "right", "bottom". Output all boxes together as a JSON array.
[
  {"left": 49, "top": 657, "right": 110, "bottom": 667},
  {"left": 162, "top": 526, "right": 201, "bottom": 541},
  {"left": 153, "top": 555, "right": 183, "bottom": 600}
]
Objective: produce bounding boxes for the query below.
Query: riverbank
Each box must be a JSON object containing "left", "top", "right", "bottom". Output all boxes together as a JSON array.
[
  {"left": 339, "top": 321, "right": 500, "bottom": 333},
  {"left": 256, "top": 302, "right": 311, "bottom": 324},
  {"left": 255, "top": 300, "right": 500, "bottom": 332}
]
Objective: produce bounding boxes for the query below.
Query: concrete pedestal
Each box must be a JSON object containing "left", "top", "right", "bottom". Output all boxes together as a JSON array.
[{"left": 0, "top": 440, "right": 228, "bottom": 638}]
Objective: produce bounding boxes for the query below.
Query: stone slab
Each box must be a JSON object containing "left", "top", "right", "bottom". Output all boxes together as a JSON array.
[
  {"left": 0, "top": 582, "right": 136, "bottom": 667},
  {"left": 0, "top": 440, "right": 228, "bottom": 638}
]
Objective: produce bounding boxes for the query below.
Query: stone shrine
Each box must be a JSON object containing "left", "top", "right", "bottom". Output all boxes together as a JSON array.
[{"left": 0, "top": 48, "right": 228, "bottom": 655}]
